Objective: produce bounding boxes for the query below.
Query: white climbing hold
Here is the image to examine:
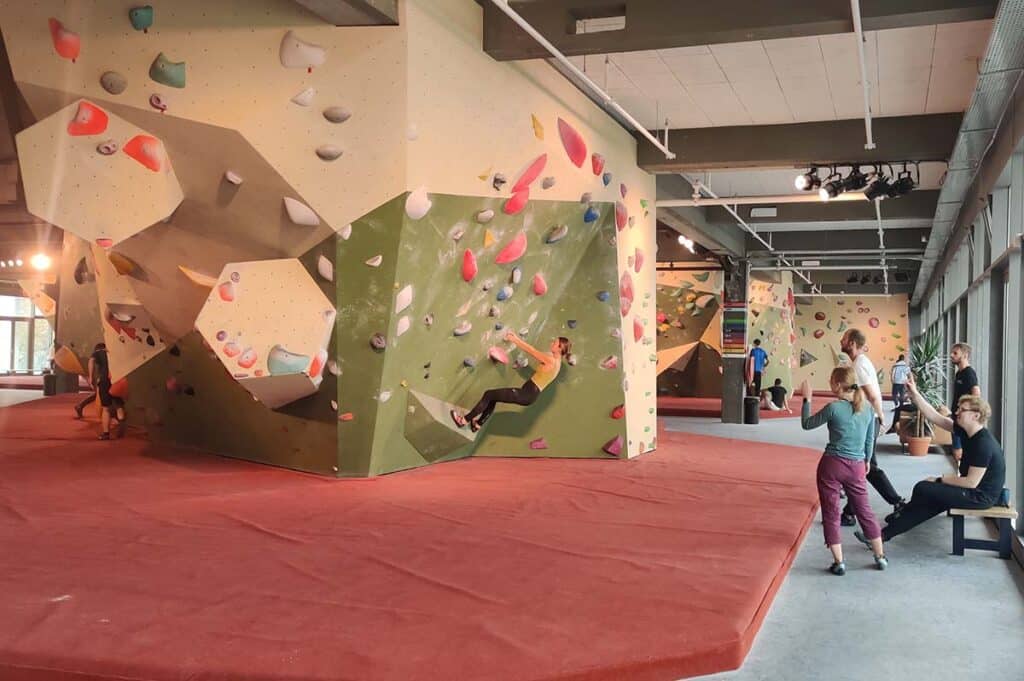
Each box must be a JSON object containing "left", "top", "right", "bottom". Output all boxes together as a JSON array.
[
  {"left": 315, "top": 144, "right": 343, "bottom": 161},
  {"left": 280, "top": 30, "right": 326, "bottom": 70},
  {"left": 224, "top": 170, "right": 243, "bottom": 185},
  {"left": 338, "top": 224, "right": 352, "bottom": 240},
  {"left": 323, "top": 106, "right": 351, "bottom": 123},
  {"left": 365, "top": 255, "right": 382, "bottom": 267},
  {"left": 395, "top": 315, "right": 410, "bottom": 337},
  {"left": 330, "top": 400, "right": 338, "bottom": 411},
  {"left": 449, "top": 225, "right": 466, "bottom": 242},
  {"left": 405, "top": 187, "right": 432, "bottom": 220},
  {"left": 317, "top": 254, "right": 333, "bottom": 282},
  {"left": 291, "top": 87, "right": 315, "bottom": 106},
  {"left": 453, "top": 320, "right": 472, "bottom": 336},
  {"left": 283, "top": 197, "right": 319, "bottom": 226},
  {"left": 476, "top": 209, "right": 494, "bottom": 224},
  {"left": 327, "top": 360, "right": 341, "bottom": 376},
  {"left": 378, "top": 390, "right": 392, "bottom": 403},
  {"left": 395, "top": 284, "right": 413, "bottom": 314}
]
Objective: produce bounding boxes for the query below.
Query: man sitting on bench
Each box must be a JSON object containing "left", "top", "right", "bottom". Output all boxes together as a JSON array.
[{"left": 856, "top": 373, "right": 1006, "bottom": 547}]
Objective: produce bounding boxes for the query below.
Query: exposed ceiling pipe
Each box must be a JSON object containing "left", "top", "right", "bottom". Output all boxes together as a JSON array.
[
  {"left": 751, "top": 265, "right": 897, "bottom": 272},
  {"left": 798, "top": 293, "right": 897, "bottom": 298},
  {"left": 749, "top": 248, "right": 924, "bottom": 256},
  {"left": 850, "top": 0, "right": 876, "bottom": 151},
  {"left": 656, "top": 192, "right": 867, "bottom": 207},
  {"left": 872, "top": 198, "right": 889, "bottom": 293},
  {"left": 488, "top": 0, "right": 676, "bottom": 159}
]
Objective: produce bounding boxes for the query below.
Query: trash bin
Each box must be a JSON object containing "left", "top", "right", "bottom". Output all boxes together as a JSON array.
[
  {"left": 43, "top": 373, "right": 57, "bottom": 396},
  {"left": 743, "top": 396, "right": 760, "bottom": 424}
]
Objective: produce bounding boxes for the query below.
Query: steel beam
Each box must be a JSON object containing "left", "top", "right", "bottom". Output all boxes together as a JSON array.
[
  {"left": 483, "top": 0, "right": 996, "bottom": 61},
  {"left": 752, "top": 228, "right": 930, "bottom": 252},
  {"left": 639, "top": 115, "right": 961, "bottom": 172},
  {"left": 290, "top": 0, "right": 398, "bottom": 25},
  {"left": 708, "top": 190, "right": 940, "bottom": 226}
]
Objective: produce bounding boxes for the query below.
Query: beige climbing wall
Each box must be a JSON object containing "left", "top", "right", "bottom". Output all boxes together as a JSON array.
[{"left": 404, "top": 0, "right": 658, "bottom": 456}]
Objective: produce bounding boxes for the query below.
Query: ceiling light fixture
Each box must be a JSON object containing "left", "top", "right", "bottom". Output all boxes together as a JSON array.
[
  {"left": 819, "top": 171, "right": 843, "bottom": 201},
  {"left": 794, "top": 168, "right": 820, "bottom": 191},
  {"left": 841, "top": 167, "right": 868, "bottom": 192},
  {"left": 677, "top": 234, "right": 695, "bottom": 253},
  {"left": 889, "top": 168, "right": 916, "bottom": 197},
  {"left": 30, "top": 253, "right": 52, "bottom": 271},
  {"left": 15, "top": 258, "right": 23, "bottom": 267},
  {"left": 864, "top": 170, "right": 892, "bottom": 201}
]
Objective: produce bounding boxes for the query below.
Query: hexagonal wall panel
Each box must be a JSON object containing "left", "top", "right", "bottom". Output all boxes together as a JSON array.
[
  {"left": 194, "top": 259, "right": 335, "bottom": 409},
  {"left": 15, "top": 98, "right": 183, "bottom": 247}
]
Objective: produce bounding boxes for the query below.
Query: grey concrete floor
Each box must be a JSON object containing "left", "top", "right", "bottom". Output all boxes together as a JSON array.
[
  {"left": 0, "top": 388, "right": 43, "bottom": 408},
  {"left": 664, "top": 405, "right": 1024, "bottom": 681}
]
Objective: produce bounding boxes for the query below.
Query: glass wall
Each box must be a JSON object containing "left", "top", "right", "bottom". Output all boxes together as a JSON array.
[{"left": 0, "top": 294, "right": 54, "bottom": 374}]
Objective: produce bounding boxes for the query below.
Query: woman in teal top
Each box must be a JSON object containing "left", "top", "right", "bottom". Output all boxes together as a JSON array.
[{"left": 801, "top": 367, "right": 888, "bottom": 575}]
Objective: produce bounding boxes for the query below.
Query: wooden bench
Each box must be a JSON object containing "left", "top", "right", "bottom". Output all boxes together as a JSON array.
[{"left": 948, "top": 506, "right": 1019, "bottom": 559}]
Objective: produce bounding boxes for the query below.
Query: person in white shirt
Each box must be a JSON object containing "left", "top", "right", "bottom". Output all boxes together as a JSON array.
[
  {"left": 838, "top": 329, "right": 906, "bottom": 525},
  {"left": 890, "top": 354, "right": 910, "bottom": 408}
]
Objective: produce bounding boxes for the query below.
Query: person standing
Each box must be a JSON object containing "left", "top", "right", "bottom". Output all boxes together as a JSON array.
[
  {"left": 949, "top": 343, "right": 981, "bottom": 463},
  {"left": 890, "top": 354, "right": 910, "bottom": 408},
  {"left": 839, "top": 329, "right": 906, "bottom": 525},
  {"left": 748, "top": 338, "right": 769, "bottom": 396}
]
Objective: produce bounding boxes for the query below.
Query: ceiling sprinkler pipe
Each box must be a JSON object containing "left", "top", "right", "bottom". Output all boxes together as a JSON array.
[{"left": 851, "top": 0, "right": 876, "bottom": 151}]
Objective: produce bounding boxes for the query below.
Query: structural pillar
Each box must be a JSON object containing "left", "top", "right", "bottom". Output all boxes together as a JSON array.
[{"left": 721, "top": 260, "right": 748, "bottom": 424}]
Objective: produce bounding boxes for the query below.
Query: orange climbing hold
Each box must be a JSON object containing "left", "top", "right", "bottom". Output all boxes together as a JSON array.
[
  {"left": 67, "top": 101, "right": 108, "bottom": 136},
  {"left": 122, "top": 134, "right": 165, "bottom": 172},
  {"left": 48, "top": 18, "right": 80, "bottom": 62}
]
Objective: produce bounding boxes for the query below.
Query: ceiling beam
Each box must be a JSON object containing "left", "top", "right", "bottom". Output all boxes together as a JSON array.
[
  {"left": 290, "top": 0, "right": 398, "bottom": 25},
  {"left": 706, "top": 189, "right": 940, "bottom": 226},
  {"left": 749, "top": 228, "right": 931, "bottom": 252},
  {"left": 639, "top": 115, "right": 962, "bottom": 172},
  {"left": 483, "top": 0, "right": 996, "bottom": 61}
]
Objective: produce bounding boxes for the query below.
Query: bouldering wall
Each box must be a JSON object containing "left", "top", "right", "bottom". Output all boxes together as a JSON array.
[
  {"left": 655, "top": 269, "right": 723, "bottom": 397},
  {"left": 53, "top": 235, "right": 103, "bottom": 375},
  {"left": 792, "top": 295, "right": 910, "bottom": 392},
  {"left": 747, "top": 274, "right": 797, "bottom": 393}
]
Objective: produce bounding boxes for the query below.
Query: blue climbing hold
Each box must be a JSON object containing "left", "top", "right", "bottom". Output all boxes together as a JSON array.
[
  {"left": 584, "top": 206, "right": 600, "bottom": 223},
  {"left": 567, "top": 319, "right": 577, "bottom": 329},
  {"left": 597, "top": 290, "right": 610, "bottom": 302},
  {"left": 129, "top": 5, "right": 153, "bottom": 32},
  {"left": 497, "top": 285, "right": 513, "bottom": 301},
  {"left": 268, "top": 344, "right": 311, "bottom": 375},
  {"left": 602, "top": 172, "right": 612, "bottom": 186},
  {"left": 463, "top": 357, "right": 477, "bottom": 368}
]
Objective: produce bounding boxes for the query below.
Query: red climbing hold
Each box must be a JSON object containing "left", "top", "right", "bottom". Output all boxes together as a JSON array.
[
  {"left": 591, "top": 153, "right": 605, "bottom": 176},
  {"left": 461, "top": 249, "right": 478, "bottom": 282},
  {"left": 619, "top": 271, "right": 634, "bottom": 317},
  {"left": 123, "top": 134, "right": 165, "bottom": 172},
  {"left": 67, "top": 101, "right": 108, "bottom": 136},
  {"left": 488, "top": 346, "right": 509, "bottom": 364},
  {"left": 503, "top": 188, "right": 529, "bottom": 215},
  {"left": 656, "top": 312, "right": 667, "bottom": 324},
  {"left": 308, "top": 349, "right": 327, "bottom": 379},
  {"left": 532, "top": 273, "right": 547, "bottom": 296},
  {"left": 48, "top": 18, "right": 80, "bottom": 62},
  {"left": 511, "top": 154, "right": 547, "bottom": 193},
  {"left": 633, "top": 247, "right": 644, "bottom": 273},
  {"left": 218, "top": 281, "right": 235, "bottom": 302},
  {"left": 495, "top": 231, "right": 527, "bottom": 264},
  {"left": 610, "top": 405, "right": 625, "bottom": 419},
  {"left": 557, "top": 117, "right": 587, "bottom": 168},
  {"left": 633, "top": 317, "right": 643, "bottom": 342},
  {"left": 602, "top": 435, "right": 623, "bottom": 456},
  {"left": 615, "top": 201, "right": 628, "bottom": 231}
]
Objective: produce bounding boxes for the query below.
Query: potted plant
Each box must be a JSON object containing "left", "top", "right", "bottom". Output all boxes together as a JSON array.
[{"left": 906, "top": 329, "right": 946, "bottom": 456}]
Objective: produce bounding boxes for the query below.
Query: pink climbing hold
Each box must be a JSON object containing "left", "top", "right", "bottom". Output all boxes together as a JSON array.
[
  {"left": 620, "top": 183, "right": 628, "bottom": 199},
  {"left": 615, "top": 201, "right": 628, "bottom": 231},
  {"left": 503, "top": 188, "right": 529, "bottom": 215},
  {"left": 48, "top": 18, "right": 80, "bottom": 62},
  {"left": 222, "top": 341, "right": 241, "bottom": 357},
  {"left": 218, "top": 281, "right": 235, "bottom": 302},
  {"left": 633, "top": 247, "right": 644, "bottom": 273},
  {"left": 557, "top": 117, "right": 587, "bottom": 168},
  {"left": 633, "top": 317, "right": 643, "bottom": 342},
  {"left": 461, "top": 249, "right": 478, "bottom": 282},
  {"left": 123, "top": 134, "right": 164, "bottom": 172},
  {"left": 488, "top": 346, "right": 509, "bottom": 364},
  {"left": 495, "top": 231, "right": 527, "bottom": 264},
  {"left": 67, "top": 101, "right": 108, "bottom": 136},
  {"left": 868, "top": 317, "right": 880, "bottom": 329},
  {"left": 532, "top": 273, "right": 547, "bottom": 296},
  {"left": 656, "top": 312, "right": 667, "bottom": 324},
  {"left": 600, "top": 355, "right": 619, "bottom": 370},
  {"left": 308, "top": 348, "right": 327, "bottom": 378},
  {"left": 165, "top": 377, "right": 180, "bottom": 393},
  {"left": 619, "top": 271, "right": 634, "bottom": 317},
  {"left": 95, "top": 238, "right": 113, "bottom": 249},
  {"left": 591, "top": 153, "right": 605, "bottom": 176},
  {"left": 511, "top": 154, "right": 547, "bottom": 193},
  {"left": 610, "top": 405, "right": 625, "bottom": 420},
  {"left": 602, "top": 435, "right": 623, "bottom": 456},
  {"left": 529, "top": 438, "right": 549, "bottom": 450},
  {"left": 237, "top": 348, "right": 257, "bottom": 369}
]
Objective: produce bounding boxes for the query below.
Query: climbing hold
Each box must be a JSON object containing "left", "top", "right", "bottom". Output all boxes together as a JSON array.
[
  {"left": 868, "top": 317, "right": 880, "bottom": 328},
  {"left": 600, "top": 355, "right": 619, "bottom": 370},
  {"left": 799, "top": 349, "right": 818, "bottom": 367},
  {"left": 495, "top": 322, "right": 505, "bottom": 331},
  {"left": 323, "top": 106, "right": 351, "bottom": 123},
  {"left": 217, "top": 280, "right": 235, "bottom": 302},
  {"left": 492, "top": 173, "right": 507, "bottom": 191},
  {"left": 597, "top": 290, "right": 610, "bottom": 302},
  {"left": 67, "top": 101, "right": 108, "bottom": 136},
  {"left": 237, "top": 348, "right": 258, "bottom": 369},
  {"left": 514, "top": 355, "right": 529, "bottom": 368},
  {"left": 338, "top": 224, "right": 352, "bottom": 240},
  {"left": 370, "top": 333, "right": 387, "bottom": 350},
  {"left": 633, "top": 247, "right": 644, "bottom": 273},
  {"left": 566, "top": 319, "right": 577, "bottom": 329},
  {"left": 580, "top": 192, "right": 592, "bottom": 204},
  {"left": 395, "top": 315, "right": 411, "bottom": 337},
  {"left": 48, "top": 18, "right": 80, "bottom": 62},
  {"left": 545, "top": 224, "right": 568, "bottom": 244},
  {"left": 541, "top": 176, "right": 556, "bottom": 190},
  {"left": 602, "top": 435, "right": 623, "bottom": 456},
  {"left": 129, "top": 5, "right": 153, "bottom": 31},
  {"left": 100, "top": 71, "right": 127, "bottom": 95},
  {"left": 222, "top": 341, "right": 240, "bottom": 357},
  {"left": 379, "top": 391, "right": 392, "bottom": 403},
  {"left": 813, "top": 329, "right": 825, "bottom": 339},
  {"left": 628, "top": 216, "right": 635, "bottom": 228},
  {"left": 339, "top": 412, "right": 354, "bottom": 422},
  {"left": 291, "top": 87, "right": 315, "bottom": 106},
  {"left": 529, "top": 438, "right": 548, "bottom": 450},
  {"left": 315, "top": 145, "right": 343, "bottom": 161},
  {"left": 178, "top": 265, "right": 216, "bottom": 288},
  {"left": 327, "top": 359, "right": 341, "bottom": 376},
  {"left": 488, "top": 305, "right": 500, "bottom": 317},
  {"left": 602, "top": 172, "right": 612, "bottom": 186},
  {"left": 610, "top": 328, "right": 621, "bottom": 339},
  {"left": 405, "top": 186, "right": 432, "bottom": 219},
  {"left": 224, "top": 170, "right": 243, "bottom": 185},
  {"left": 148, "top": 93, "right": 168, "bottom": 112},
  {"left": 96, "top": 140, "right": 118, "bottom": 155},
  {"left": 463, "top": 357, "right": 477, "bottom": 368},
  {"left": 510, "top": 267, "right": 522, "bottom": 285},
  {"left": 620, "top": 183, "right": 628, "bottom": 198},
  {"left": 365, "top": 255, "right": 382, "bottom": 267},
  {"left": 495, "top": 231, "right": 527, "bottom": 264},
  {"left": 610, "top": 405, "right": 625, "bottom": 419},
  {"left": 149, "top": 53, "right": 186, "bottom": 88},
  {"left": 481, "top": 278, "right": 495, "bottom": 291},
  {"left": 497, "top": 285, "right": 513, "bottom": 302},
  {"left": 475, "top": 209, "right": 495, "bottom": 225},
  {"left": 268, "top": 345, "right": 311, "bottom": 375},
  {"left": 557, "top": 117, "right": 587, "bottom": 167},
  {"left": 461, "top": 249, "right": 478, "bottom": 282},
  {"left": 615, "top": 201, "right": 628, "bottom": 231},
  {"left": 566, "top": 353, "right": 578, "bottom": 367},
  {"left": 695, "top": 294, "right": 714, "bottom": 309},
  {"left": 280, "top": 30, "right": 326, "bottom": 70},
  {"left": 395, "top": 284, "right": 412, "bottom": 314},
  {"left": 316, "top": 254, "right": 333, "bottom": 282},
  {"left": 591, "top": 153, "right": 605, "bottom": 175},
  {"left": 531, "top": 114, "right": 544, "bottom": 139},
  {"left": 512, "top": 154, "right": 547, "bottom": 193},
  {"left": 122, "top": 134, "right": 166, "bottom": 172},
  {"left": 814, "top": 311, "right": 826, "bottom": 321},
  {"left": 283, "top": 197, "right": 319, "bottom": 226},
  {"left": 488, "top": 346, "right": 509, "bottom": 364},
  {"left": 633, "top": 318, "right": 643, "bottom": 342},
  {"left": 107, "top": 252, "right": 137, "bottom": 275},
  {"left": 584, "top": 206, "right": 600, "bottom": 223},
  {"left": 53, "top": 346, "right": 86, "bottom": 375},
  {"left": 453, "top": 320, "right": 472, "bottom": 336},
  {"left": 503, "top": 189, "right": 529, "bottom": 215},
  {"left": 532, "top": 273, "right": 547, "bottom": 296}
]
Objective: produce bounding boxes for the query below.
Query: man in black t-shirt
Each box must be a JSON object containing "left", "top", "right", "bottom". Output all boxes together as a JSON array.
[
  {"left": 949, "top": 342, "right": 980, "bottom": 462},
  {"left": 855, "top": 375, "right": 1005, "bottom": 546},
  {"left": 759, "top": 378, "right": 792, "bottom": 413}
]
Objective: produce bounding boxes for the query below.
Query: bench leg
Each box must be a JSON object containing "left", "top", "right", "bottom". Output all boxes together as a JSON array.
[
  {"left": 952, "top": 514, "right": 965, "bottom": 556},
  {"left": 998, "top": 518, "right": 1012, "bottom": 559}
]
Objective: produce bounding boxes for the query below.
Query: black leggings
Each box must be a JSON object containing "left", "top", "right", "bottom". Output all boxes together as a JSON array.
[
  {"left": 883, "top": 480, "right": 992, "bottom": 541},
  {"left": 466, "top": 380, "right": 540, "bottom": 424}
]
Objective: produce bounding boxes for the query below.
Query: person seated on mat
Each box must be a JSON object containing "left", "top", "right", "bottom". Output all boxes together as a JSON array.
[
  {"left": 800, "top": 371, "right": 889, "bottom": 575},
  {"left": 760, "top": 378, "right": 792, "bottom": 413},
  {"left": 452, "top": 332, "right": 570, "bottom": 432},
  {"left": 855, "top": 373, "right": 1005, "bottom": 548}
]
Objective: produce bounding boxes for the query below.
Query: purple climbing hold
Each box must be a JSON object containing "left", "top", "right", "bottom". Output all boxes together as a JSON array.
[
  {"left": 602, "top": 435, "right": 623, "bottom": 456},
  {"left": 495, "top": 322, "right": 504, "bottom": 330},
  {"left": 545, "top": 224, "right": 568, "bottom": 244},
  {"left": 580, "top": 192, "right": 592, "bottom": 204},
  {"left": 463, "top": 357, "right": 477, "bottom": 368},
  {"left": 567, "top": 320, "right": 577, "bottom": 329},
  {"left": 215, "top": 330, "right": 227, "bottom": 341},
  {"left": 620, "top": 183, "right": 628, "bottom": 198},
  {"left": 529, "top": 438, "right": 549, "bottom": 450},
  {"left": 584, "top": 206, "right": 599, "bottom": 223},
  {"left": 370, "top": 333, "right": 386, "bottom": 350}
]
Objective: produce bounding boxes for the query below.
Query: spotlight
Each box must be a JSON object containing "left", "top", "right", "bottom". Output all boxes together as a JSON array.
[
  {"left": 6, "top": 259, "right": 13, "bottom": 266},
  {"left": 889, "top": 170, "right": 915, "bottom": 198},
  {"left": 0, "top": 261, "right": 5, "bottom": 268},
  {"left": 819, "top": 175, "right": 843, "bottom": 201},
  {"left": 794, "top": 168, "right": 820, "bottom": 191},
  {"left": 860, "top": 274, "right": 871, "bottom": 285},
  {"left": 864, "top": 172, "right": 892, "bottom": 201},
  {"left": 847, "top": 273, "right": 859, "bottom": 284},
  {"left": 841, "top": 167, "right": 867, "bottom": 192},
  {"left": 677, "top": 234, "right": 695, "bottom": 253},
  {"left": 30, "top": 253, "right": 52, "bottom": 271},
  {"left": 15, "top": 258, "right": 23, "bottom": 267}
]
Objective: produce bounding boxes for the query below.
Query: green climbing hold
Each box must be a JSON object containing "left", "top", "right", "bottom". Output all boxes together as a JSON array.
[
  {"left": 149, "top": 52, "right": 185, "bottom": 88},
  {"left": 693, "top": 271, "right": 710, "bottom": 282},
  {"left": 129, "top": 6, "right": 153, "bottom": 32}
]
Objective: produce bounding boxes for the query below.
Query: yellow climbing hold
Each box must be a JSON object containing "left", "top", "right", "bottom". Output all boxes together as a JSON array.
[
  {"left": 478, "top": 166, "right": 492, "bottom": 181},
  {"left": 531, "top": 114, "right": 544, "bottom": 140},
  {"left": 108, "top": 252, "right": 137, "bottom": 276},
  {"left": 178, "top": 265, "right": 217, "bottom": 288},
  {"left": 400, "top": 379, "right": 409, "bottom": 388},
  {"left": 484, "top": 229, "right": 496, "bottom": 248}
]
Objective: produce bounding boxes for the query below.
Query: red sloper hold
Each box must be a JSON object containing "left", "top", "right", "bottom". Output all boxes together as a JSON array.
[
  {"left": 557, "top": 117, "right": 587, "bottom": 168},
  {"left": 633, "top": 317, "right": 643, "bottom": 342},
  {"left": 495, "top": 231, "right": 527, "bottom": 264},
  {"left": 67, "top": 101, "right": 108, "bottom": 136},
  {"left": 461, "top": 249, "right": 478, "bottom": 282},
  {"left": 619, "top": 271, "right": 634, "bottom": 317},
  {"left": 511, "top": 154, "right": 547, "bottom": 193},
  {"left": 610, "top": 404, "right": 625, "bottom": 419},
  {"left": 48, "top": 18, "right": 81, "bottom": 62},
  {"left": 634, "top": 247, "right": 644, "bottom": 273},
  {"left": 591, "top": 153, "right": 605, "bottom": 176},
  {"left": 503, "top": 188, "right": 529, "bottom": 215},
  {"left": 123, "top": 134, "right": 164, "bottom": 172},
  {"left": 615, "top": 201, "right": 628, "bottom": 231},
  {"left": 532, "top": 273, "right": 547, "bottom": 296}
]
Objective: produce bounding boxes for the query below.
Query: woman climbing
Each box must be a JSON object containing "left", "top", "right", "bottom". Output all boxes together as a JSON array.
[{"left": 451, "top": 332, "right": 571, "bottom": 432}]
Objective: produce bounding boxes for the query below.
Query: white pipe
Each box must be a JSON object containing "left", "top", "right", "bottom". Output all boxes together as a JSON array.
[
  {"left": 798, "top": 293, "right": 897, "bottom": 298},
  {"left": 751, "top": 265, "right": 897, "bottom": 272},
  {"left": 873, "top": 197, "right": 889, "bottom": 293},
  {"left": 657, "top": 192, "right": 867, "bottom": 207},
  {"left": 489, "top": 0, "right": 676, "bottom": 159},
  {"left": 851, "top": 0, "right": 876, "bottom": 150}
]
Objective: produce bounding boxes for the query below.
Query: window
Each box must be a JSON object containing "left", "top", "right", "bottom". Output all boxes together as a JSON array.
[{"left": 0, "top": 294, "right": 54, "bottom": 374}]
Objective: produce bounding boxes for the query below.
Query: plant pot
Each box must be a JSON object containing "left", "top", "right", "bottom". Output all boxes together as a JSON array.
[{"left": 907, "top": 436, "right": 931, "bottom": 456}]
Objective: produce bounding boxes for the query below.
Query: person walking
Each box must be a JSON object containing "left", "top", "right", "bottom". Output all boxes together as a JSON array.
[
  {"left": 949, "top": 343, "right": 981, "bottom": 463},
  {"left": 890, "top": 354, "right": 910, "bottom": 408},
  {"left": 747, "top": 338, "right": 769, "bottom": 396}
]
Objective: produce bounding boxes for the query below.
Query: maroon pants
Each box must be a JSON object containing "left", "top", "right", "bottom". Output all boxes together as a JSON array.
[{"left": 817, "top": 455, "right": 881, "bottom": 546}]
